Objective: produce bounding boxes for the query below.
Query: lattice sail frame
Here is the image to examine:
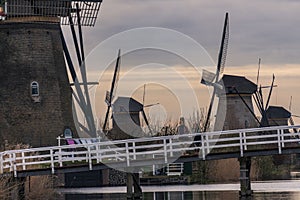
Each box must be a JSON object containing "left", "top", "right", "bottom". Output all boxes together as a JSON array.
[{"left": 0, "top": 0, "right": 102, "bottom": 26}]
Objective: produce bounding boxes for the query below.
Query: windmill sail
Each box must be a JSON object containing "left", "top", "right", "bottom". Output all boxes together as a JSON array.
[
  {"left": 256, "top": 58, "right": 261, "bottom": 86},
  {"left": 75, "top": 7, "right": 96, "bottom": 136},
  {"left": 140, "top": 83, "right": 155, "bottom": 134},
  {"left": 265, "top": 74, "right": 275, "bottom": 110},
  {"left": 201, "top": 69, "right": 216, "bottom": 86},
  {"left": 218, "top": 12, "right": 229, "bottom": 75},
  {"left": 202, "top": 12, "right": 229, "bottom": 132},
  {"left": 105, "top": 91, "right": 111, "bottom": 105},
  {"left": 61, "top": 8, "right": 98, "bottom": 137},
  {"left": 102, "top": 50, "right": 121, "bottom": 132}
]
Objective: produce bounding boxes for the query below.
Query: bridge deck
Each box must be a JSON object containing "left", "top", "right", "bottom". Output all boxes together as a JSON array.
[{"left": 1, "top": 125, "right": 300, "bottom": 177}]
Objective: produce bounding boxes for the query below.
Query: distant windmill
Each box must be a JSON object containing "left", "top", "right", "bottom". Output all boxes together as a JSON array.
[
  {"left": 102, "top": 52, "right": 152, "bottom": 138},
  {"left": 224, "top": 56, "right": 280, "bottom": 129},
  {"left": 201, "top": 12, "right": 229, "bottom": 132},
  {"left": 235, "top": 60, "right": 295, "bottom": 131}
]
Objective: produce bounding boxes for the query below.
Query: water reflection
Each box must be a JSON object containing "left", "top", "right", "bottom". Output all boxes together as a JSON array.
[
  {"left": 254, "top": 192, "right": 300, "bottom": 200},
  {"left": 146, "top": 191, "right": 238, "bottom": 200},
  {"left": 62, "top": 180, "right": 300, "bottom": 200},
  {"left": 64, "top": 191, "right": 300, "bottom": 200}
]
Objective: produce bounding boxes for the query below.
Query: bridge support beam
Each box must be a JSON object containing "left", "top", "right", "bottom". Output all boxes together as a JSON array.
[
  {"left": 126, "top": 172, "right": 142, "bottom": 199},
  {"left": 13, "top": 177, "right": 26, "bottom": 200},
  {"left": 239, "top": 157, "right": 252, "bottom": 197}
]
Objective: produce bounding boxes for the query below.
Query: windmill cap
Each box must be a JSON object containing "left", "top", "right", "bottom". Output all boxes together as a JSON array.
[
  {"left": 266, "top": 106, "right": 291, "bottom": 119},
  {"left": 217, "top": 74, "right": 257, "bottom": 94},
  {"left": 112, "top": 97, "right": 143, "bottom": 113}
]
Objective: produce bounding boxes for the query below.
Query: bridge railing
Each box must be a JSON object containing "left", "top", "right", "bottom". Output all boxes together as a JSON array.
[{"left": 0, "top": 125, "right": 300, "bottom": 177}]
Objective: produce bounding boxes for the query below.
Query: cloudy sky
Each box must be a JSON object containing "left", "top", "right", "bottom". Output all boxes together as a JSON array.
[
  {"left": 67, "top": 0, "right": 300, "bottom": 128},
  {"left": 85, "top": 0, "right": 300, "bottom": 66}
]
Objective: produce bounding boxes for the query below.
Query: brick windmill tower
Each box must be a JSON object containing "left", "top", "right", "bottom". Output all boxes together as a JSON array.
[
  {"left": 215, "top": 74, "right": 258, "bottom": 130},
  {"left": 0, "top": 0, "right": 103, "bottom": 147}
]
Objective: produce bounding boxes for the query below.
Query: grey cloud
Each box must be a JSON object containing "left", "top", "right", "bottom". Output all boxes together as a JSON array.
[{"left": 80, "top": 0, "right": 300, "bottom": 67}]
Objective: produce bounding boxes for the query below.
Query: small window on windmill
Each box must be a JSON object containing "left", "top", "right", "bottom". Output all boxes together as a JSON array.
[
  {"left": 63, "top": 128, "right": 73, "bottom": 139},
  {"left": 31, "top": 81, "right": 40, "bottom": 103}
]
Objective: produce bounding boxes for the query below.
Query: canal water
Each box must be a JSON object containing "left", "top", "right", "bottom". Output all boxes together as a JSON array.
[{"left": 60, "top": 180, "right": 300, "bottom": 200}]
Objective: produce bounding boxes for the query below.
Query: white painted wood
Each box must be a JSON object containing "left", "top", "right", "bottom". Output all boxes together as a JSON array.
[{"left": 0, "top": 125, "right": 299, "bottom": 177}]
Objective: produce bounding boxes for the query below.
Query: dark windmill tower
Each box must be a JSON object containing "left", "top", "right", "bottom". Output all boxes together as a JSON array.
[
  {"left": 0, "top": 0, "right": 103, "bottom": 147},
  {"left": 267, "top": 105, "right": 292, "bottom": 166},
  {"left": 110, "top": 97, "right": 149, "bottom": 140}
]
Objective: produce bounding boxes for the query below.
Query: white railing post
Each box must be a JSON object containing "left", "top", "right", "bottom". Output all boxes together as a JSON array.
[
  {"left": 58, "top": 148, "right": 63, "bottom": 167},
  {"left": 88, "top": 146, "right": 92, "bottom": 170},
  {"left": 205, "top": 133, "right": 210, "bottom": 156},
  {"left": 3, "top": 0, "right": 7, "bottom": 21},
  {"left": 57, "top": 136, "right": 61, "bottom": 146},
  {"left": 239, "top": 132, "right": 244, "bottom": 157},
  {"left": 163, "top": 139, "right": 167, "bottom": 163},
  {"left": 133, "top": 142, "right": 136, "bottom": 160},
  {"left": 201, "top": 133, "right": 205, "bottom": 160},
  {"left": 281, "top": 129, "right": 285, "bottom": 147},
  {"left": 21, "top": 152, "right": 26, "bottom": 171},
  {"left": 125, "top": 142, "right": 130, "bottom": 166},
  {"left": 243, "top": 132, "right": 247, "bottom": 150},
  {"left": 169, "top": 138, "right": 173, "bottom": 157},
  {"left": 152, "top": 154, "right": 156, "bottom": 175},
  {"left": 86, "top": 151, "right": 89, "bottom": 162},
  {"left": 181, "top": 163, "right": 183, "bottom": 174},
  {"left": 9, "top": 153, "right": 13, "bottom": 172},
  {"left": 0, "top": 153, "right": 3, "bottom": 174},
  {"left": 152, "top": 164, "right": 156, "bottom": 176},
  {"left": 71, "top": 149, "right": 75, "bottom": 163},
  {"left": 50, "top": 149, "right": 55, "bottom": 174},
  {"left": 277, "top": 129, "right": 282, "bottom": 154},
  {"left": 13, "top": 153, "right": 17, "bottom": 177},
  {"left": 96, "top": 144, "right": 101, "bottom": 163}
]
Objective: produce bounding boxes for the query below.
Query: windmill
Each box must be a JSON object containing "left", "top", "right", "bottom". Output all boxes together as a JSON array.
[
  {"left": 102, "top": 51, "right": 153, "bottom": 139},
  {"left": 235, "top": 58, "right": 276, "bottom": 127},
  {"left": 233, "top": 58, "right": 289, "bottom": 129},
  {"left": 0, "top": 0, "right": 103, "bottom": 146},
  {"left": 201, "top": 12, "right": 229, "bottom": 132}
]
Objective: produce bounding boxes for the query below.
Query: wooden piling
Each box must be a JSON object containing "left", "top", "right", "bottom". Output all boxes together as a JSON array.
[
  {"left": 126, "top": 172, "right": 142, "bottom": 199},
  {"left": 239, "top": 157, "right": 252, "bottom": 197}
]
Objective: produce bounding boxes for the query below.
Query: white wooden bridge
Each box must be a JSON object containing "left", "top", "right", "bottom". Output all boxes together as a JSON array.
[{"left": 1, "top": 125, "right": 300, "bottom": 178}]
